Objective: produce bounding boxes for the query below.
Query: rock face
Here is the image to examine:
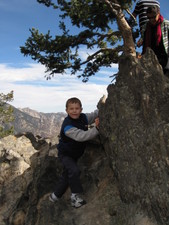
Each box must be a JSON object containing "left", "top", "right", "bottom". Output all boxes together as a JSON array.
[
  {"left": 99, "top": 48, "right": 169, "bottom": 224},
  {"left": 0, "top": 49, "right": 169, "bottom": 225},
  {"left": 0, "top": 134, "right": 112, "bottom": 225}
]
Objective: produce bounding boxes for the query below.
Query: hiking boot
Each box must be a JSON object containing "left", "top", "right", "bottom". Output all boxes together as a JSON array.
[
  {"left": 49, "top": 193, "right": 58, "bottom": 203},
  {"left": 71, "top": 194, "right": 86, "bottom": 208}
]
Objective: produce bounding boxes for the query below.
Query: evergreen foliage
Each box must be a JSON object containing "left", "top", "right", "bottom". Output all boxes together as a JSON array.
[
  {"left": 0, "top": 91, "right": 14, "bottom": 138},
  {"left": 21, "top": 0, "right": 136, "bottom": 81}
]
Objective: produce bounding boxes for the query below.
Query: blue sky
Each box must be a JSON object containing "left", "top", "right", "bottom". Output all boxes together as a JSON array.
[{"left": 0, "top": 0, "right": 168, "bottom": 113}]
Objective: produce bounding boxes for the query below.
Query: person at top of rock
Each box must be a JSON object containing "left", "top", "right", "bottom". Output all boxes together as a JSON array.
[
  {"left": 49, "top": 97, "right": 99, "bottom": 208},
  {"left": 132, "top": 0, "right": 160, "bottom": 32},
  {"left": 137, "top": 5, "right": 169, "bottom": 74}
]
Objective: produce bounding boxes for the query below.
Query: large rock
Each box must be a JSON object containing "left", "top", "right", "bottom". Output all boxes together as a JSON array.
[
  {"left": 99, "top": 48, "right": 169, "bottom": 224},
  {"left": 0, "top": 134, "right": 115, "bottom": 225}
]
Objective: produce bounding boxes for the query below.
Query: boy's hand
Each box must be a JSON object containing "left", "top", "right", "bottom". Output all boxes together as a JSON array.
[{"left": 95, "top": 117, "right": 99, "bottom": 129}]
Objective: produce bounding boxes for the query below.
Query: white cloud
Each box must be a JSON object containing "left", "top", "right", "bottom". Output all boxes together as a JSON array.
[
  {"left": 0, "top": 63, "right": 46, "bottom": 82},
  {"left": 0, "top": 63, "right": 113, "bottom": 113}
]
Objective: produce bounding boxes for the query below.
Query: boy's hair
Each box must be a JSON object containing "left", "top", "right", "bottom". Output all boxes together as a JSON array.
[
  {"left": 66, "top": 97, "right": 82, "bottom": 108},
  {"left": 146, "top": 5, "right": 159, "bottom": 15}
]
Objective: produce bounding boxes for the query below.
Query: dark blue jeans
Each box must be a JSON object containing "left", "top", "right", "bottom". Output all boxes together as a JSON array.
[{"left": 54, "top": 154, "right": 83, "bottom": 198}]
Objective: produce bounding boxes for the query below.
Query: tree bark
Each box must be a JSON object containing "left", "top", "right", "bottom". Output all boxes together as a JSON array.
[
  {"left": 103, "top": 0, "right": 136, "bottom": 57},
  {"left": 116, "top": 10, "right": 136, "bottom": 57}
]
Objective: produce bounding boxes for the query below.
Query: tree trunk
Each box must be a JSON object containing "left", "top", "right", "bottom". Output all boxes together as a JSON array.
[
  {"left": 104, "top": 0, "right": 136, "bottom": 57},
  {"left": 116, "top": 10, "right": 136, "bottom": 57}
]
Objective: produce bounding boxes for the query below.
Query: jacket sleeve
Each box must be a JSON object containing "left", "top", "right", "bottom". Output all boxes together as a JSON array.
[
  {"left": 64, "top": 126, "right": 99, "bottom": 142},
  {"left": 85, "top": 109, "right": 99, "bottom": 125},
  {"left": 162, "top": 20, "right": 169, "bottom": 56}
]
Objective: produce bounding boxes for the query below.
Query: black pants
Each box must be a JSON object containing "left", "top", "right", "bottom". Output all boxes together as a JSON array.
[{"left": 54, "top": 155, "right": 83, "bottom": 198}]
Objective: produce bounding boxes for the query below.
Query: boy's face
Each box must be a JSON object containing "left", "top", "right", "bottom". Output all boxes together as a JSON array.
[{"left": 66, "top": 103, "right": 82, "bottom": 119}]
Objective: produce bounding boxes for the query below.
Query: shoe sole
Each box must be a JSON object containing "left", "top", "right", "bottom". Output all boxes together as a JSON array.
[
  {"left": 71, "top": 200, "right": 86, "bottom": 208},
  {"left": 49, "top": 194, "right": 56, "bottom": 203}
]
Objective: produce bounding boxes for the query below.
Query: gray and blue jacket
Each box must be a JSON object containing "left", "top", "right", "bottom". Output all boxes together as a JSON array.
[{"left": 57, "top": 111, "right": 99, "bottom": 159}]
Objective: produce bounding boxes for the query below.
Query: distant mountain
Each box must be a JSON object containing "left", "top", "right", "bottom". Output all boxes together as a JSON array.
[{"left": 12, "top": 106, "right": 66, "bottom": 138}]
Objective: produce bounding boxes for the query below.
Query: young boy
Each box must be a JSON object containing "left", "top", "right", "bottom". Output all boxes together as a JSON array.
[{"left": 49, "top": 97, "right": 99, "bottom": 208}]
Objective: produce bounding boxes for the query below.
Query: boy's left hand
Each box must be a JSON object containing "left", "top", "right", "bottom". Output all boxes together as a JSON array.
[{"left": 95, "top": 117, "right": 99, "bottom": 129}]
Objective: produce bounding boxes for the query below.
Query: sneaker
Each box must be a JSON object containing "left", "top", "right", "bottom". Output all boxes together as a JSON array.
[
  {"left": 71, "top": 194, "right": 86, "bottom": 208},
  {"left": 49, "top": 193, "right": 58, "bottom": 203}
]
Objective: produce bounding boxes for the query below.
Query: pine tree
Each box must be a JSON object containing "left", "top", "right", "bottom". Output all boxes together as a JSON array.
[
  {"left": 20, "top": 0, "right": 136, "bottom": 82},
  {"left": 0, "top": 91, "right": 14, "bottom": 138}
]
